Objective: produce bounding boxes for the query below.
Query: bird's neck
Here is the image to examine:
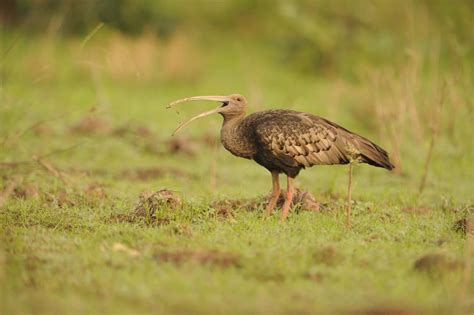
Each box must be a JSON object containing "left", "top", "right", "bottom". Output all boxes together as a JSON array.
[{"left": 220, "top": 114, "right": 255, "bottom": 159}]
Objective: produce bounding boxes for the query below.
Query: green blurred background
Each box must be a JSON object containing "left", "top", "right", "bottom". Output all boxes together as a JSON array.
[
  {"left": 2, "top": 0, "right": 473, "bottom": 75},
  {"left": 1, "top": 2, "right": 474, "bottom": 314},
  {"left": 1, "top": 0, "right": 473, "bottom": 200},
  {"left": 1, "top": 0, "right": 473, "bottom": 202}
]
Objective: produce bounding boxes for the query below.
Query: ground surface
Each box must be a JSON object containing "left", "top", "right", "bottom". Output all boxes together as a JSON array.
[{"left": 1, "top": 35, "right": 473, "bottom": 315}]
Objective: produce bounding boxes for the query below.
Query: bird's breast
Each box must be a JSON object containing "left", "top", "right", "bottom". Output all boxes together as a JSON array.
[{"left": 220, "top": 122, "right": 256, "bottom": 160}]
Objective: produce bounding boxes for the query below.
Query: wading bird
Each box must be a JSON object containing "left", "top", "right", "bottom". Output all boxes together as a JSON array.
[{"left": 168, "top": 94, "right": 393, "bottom": 221}]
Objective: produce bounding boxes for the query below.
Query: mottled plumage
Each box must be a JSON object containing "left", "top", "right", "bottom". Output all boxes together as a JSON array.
[
  {"left": 168, "top": 94, "right": 393, "bottom": 221},
  {"left": 221, "top": 109, "right": 393, "bottom": 177}
]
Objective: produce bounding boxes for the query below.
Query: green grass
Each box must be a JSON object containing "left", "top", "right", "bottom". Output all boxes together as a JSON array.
[{"left": 1, "top": 34, "right": 473, "bottom": 315}]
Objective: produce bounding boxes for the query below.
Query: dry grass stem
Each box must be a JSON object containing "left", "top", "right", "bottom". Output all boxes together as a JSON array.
[
  {"left": 1, "top": 115, "right": 65, "bottom": 146},
  {"left": 33, "top": 156, "right": 70, "bottom": 186},
  {"left": 346, "top": 162, "right": 354, "bottom": 227},
  {"left": 0, "top": 177, "right": 20, "bottom": 208},
  {"left": 209, "top": 138, "right": 218, "bottom": 193},
  {"left": 419, "top": 82, "right": 445, "bottom": 194},
  {"left": 80, "top": 22, "right": 105, "bottom": 50}
]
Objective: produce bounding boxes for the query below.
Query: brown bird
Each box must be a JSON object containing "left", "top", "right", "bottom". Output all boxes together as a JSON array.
[{"left": 168, "top": 94, "right": 394, "bottom": 221}]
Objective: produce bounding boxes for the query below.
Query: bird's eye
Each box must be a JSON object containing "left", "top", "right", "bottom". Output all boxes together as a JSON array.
[{"left": 236, "top": 97, "right": 242, "bottom": 102}]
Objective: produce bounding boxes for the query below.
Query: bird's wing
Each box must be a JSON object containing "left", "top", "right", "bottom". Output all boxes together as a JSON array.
[{"left": 253, "top": 110, "right": 351, "bottom": 168}]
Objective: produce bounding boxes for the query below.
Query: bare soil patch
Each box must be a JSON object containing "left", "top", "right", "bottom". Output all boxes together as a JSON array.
[
  {"left": 112, "top": 125, "right": 153, "bottom": 138},
  {"left": 133, "top": 189, "right": 182, "bottom": 215},
  {"left": 166, "top": 137, "right": 198, "bottom": 156},
  {"left": 32, "top": 123, "right": 55, "bottom": 136},
  {"left": 313, "top": 246, "right": 344, "bottom": 266},
  {"left": 349, "top": 305, "right": 418, "bottom": 315},
  {"left": 154, "top": 249, "right": 240, "bottom": 268},
  {"left": 304, "top": 271, "right": 324, "bottom": 282},
  {"left": 108, "top": 189, "right": 182, "bottom": 225},
  {"left": 69, "top": 116, "right": 111, "bottom": 135},
  {"left": 210, "top": 189, "right": 328, "bottom": 215},
  {"left": 83, "top": 183, "right": 108, "bottom": 199},
  {"left": 13, "top": 184, "right": 40, "bottom": 200},
  {"left": 413, "top": 253, "right": 464, "bottom": 276},
  {"left": 453, "top": 216, "right": 474, "bottom": 236},
  {"left": 118, "top": 167, "right": 189, "bottom": 181},
  {"left": 110, "top": 188, "right": 333, "bottom": 226}
]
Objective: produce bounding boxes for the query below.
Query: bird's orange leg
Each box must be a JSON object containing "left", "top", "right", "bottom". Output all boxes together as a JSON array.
[
  {"left": 280, "top": 176, "right": 295, "bottom": 222},
  {"left": 265, "top": 171, "right": 280, "bottom": 216}
]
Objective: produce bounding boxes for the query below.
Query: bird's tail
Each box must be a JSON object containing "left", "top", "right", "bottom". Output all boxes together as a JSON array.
[{"left": 355, "top": 136, "right": 394, "bottom": 170}]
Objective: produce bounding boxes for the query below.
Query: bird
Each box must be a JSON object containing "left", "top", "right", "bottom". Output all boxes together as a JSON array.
[{"left": 167, "top": 94, "right": 394, "bottom": 221}]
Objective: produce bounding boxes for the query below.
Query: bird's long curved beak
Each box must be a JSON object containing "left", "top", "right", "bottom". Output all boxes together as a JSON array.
[
  {"left": 167, "top": 95, "right": 230, "bottom": 135},
  {"left": 171, "top": 107, "right": 223, "bottom": 135},
  {"left": 167, "top": 95, "right": 229, "bottom": 108}
]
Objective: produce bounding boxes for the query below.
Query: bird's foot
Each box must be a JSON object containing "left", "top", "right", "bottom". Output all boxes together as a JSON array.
[{"left": 264, "top": 200, "right": 278, "bottom": 217}]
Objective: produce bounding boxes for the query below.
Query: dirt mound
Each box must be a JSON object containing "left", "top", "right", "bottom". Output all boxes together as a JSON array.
[
  {"left": 108, "top": 189, "right": 183, "bottom": 225},
  {"left": 413, "top": 253, "right": 464, "bottom": 276},
  {"left": 154, "top": 249, "right": 240, "bottom": 268},
  {"left": 112, "top": 125, "right": 153, "bottom": 138},
  {"left": 83, "top": 184, "right": 107, "bottom": 199},
  {"left": 278, "top": 189, "right": 322, "bottom": 212},
  {"left": 166, "top": 137, "right": 198, "bottom": 156},
  {"left": 453, "top": 217, "right": 474, "bottom": 236},
  {"left": 118, "top": 167, "right": 188, "bottom": 181},
  {"left": 313, "top": 246, "right": 344, "bottom": 266},
  {"left": 69, "top": 116, "right": 111, "bottom": 135},
  {"left": 13, "top": 184, "right": 40, "bottom": 200},
  {"left": 110, "top": 188, "right": 327, "bottom": 225},
  {"left": 133, "top": 189, "right": 182, "bottom": 218},
  {"left": 209, "top": 199, "right": 248, "bottom": 219},
  {"left": 210, "top": 189, "right": 326, "bottom": 215}
]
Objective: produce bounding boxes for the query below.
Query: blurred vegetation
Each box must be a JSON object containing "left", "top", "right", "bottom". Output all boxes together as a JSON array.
[
  {"left": 1, "top": 1, "right": 473, "bottom": 315},
  {"left": 2, "top": 0, "right": 473, "bottom": 76}
]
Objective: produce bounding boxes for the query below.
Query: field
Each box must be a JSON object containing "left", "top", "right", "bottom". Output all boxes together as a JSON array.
[{"left": 1, "top": 5, "right": 473, "bottom": 314}]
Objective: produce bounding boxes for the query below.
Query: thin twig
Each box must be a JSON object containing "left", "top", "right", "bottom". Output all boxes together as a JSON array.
[
  {"left": 2, "top": 119, "right": 48, "bottom": 146},
  {"left": 33, "top": 156, "right": 70, "bottom": 186},
  {"left": 418, "top": 136, "right": 435, "bottom": 194},
  {"left": 1, "top": 113, "right": 68, "bottom": 146},
  {"left": 0, "top": 34, "right": 20, "bottom": 61},
  {"left": 80, "top": 23, "right": 105, "bottom": 50},
  {"left": 0, "top": 142, "right": 85, "bottom": 169},
  {"left": 40, "top": 142, "right": 85, "bottom": 159}
]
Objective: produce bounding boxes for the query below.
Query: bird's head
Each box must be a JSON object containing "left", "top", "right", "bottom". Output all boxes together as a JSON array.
[{"left": 167, "top": 94, "right": 247, "bottom": 135}]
